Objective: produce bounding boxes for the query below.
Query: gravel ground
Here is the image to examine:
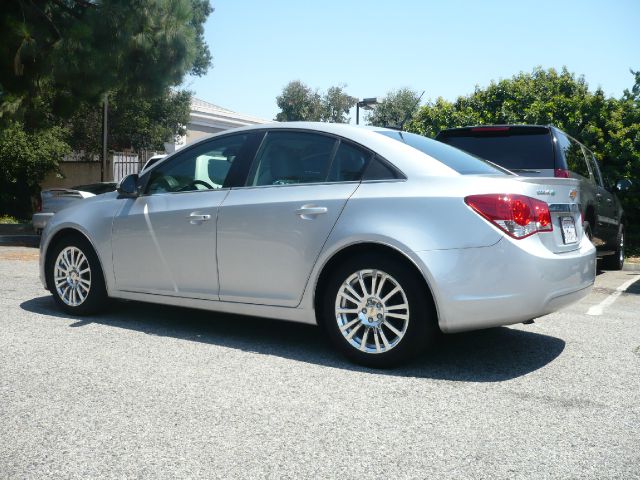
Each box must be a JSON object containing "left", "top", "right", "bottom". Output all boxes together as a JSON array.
[{"left": 1, "top": 246, "right": 639, "bottom": 479}]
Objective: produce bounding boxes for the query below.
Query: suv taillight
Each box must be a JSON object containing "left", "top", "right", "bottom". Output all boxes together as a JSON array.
[
  {"left": 465, "top": 194, "right": 553, "bottom": 239},
  {"left": 554, "top": 168, "right": 570, "bottom": 178}
]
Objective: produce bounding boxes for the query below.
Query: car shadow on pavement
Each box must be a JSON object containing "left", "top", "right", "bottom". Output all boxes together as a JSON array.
[
  {"left": 625, "top": 273, "right": 640, "bottom": 294},
  {"left": 21, "top": 296, "right": 565, "bottom": 382}
]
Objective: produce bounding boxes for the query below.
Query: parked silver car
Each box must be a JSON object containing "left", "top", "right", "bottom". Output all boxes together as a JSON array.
[
  {"left": 39, "top": 123, "right": 596, "bottom": 367},
  {"left": 32, "top": 183, "right": 117, "bottom": 234}
]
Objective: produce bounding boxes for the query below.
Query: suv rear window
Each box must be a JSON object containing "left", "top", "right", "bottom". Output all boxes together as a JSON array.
[
  {"left": 376, "top": 130, "right": 506, "bottom": 175},
  {"left": 436, "top": 127, "right": 554, "bottom": 171}
]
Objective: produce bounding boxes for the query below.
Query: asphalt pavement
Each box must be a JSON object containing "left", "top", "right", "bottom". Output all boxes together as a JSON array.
[{"left": 1, "top": 246, "right": 639, "bottom": 479}]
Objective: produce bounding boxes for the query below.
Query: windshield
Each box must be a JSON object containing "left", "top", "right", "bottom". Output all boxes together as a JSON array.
[
  {"left": 437, "top": 129, "right": 554, "bottom": 171},
  {"left": 376, "top": 130, "right": 507, "bottom": 175}
]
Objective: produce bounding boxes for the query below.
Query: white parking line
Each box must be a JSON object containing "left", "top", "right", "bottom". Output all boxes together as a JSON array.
[{"left": 586, "top": 275, "right": 640, "bottom": 316}]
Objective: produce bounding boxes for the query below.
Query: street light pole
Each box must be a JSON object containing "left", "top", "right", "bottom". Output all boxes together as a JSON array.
[
  {"left": 356, "top": 97, "right": 378, "bottom": 125},
  {"left": 101, "top": 93, "right": 108, "bottom": 182}
]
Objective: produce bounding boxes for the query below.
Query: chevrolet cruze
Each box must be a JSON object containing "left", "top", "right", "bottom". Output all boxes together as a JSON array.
[{"left": 39, "top": 123, "right": 596, "bottom": 367}]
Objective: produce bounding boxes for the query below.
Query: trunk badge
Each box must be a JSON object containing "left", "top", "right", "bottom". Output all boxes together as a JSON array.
[
  {"left": 536, "top": 189, "right": 555, "bottom": 196},
  {"left": 569, "top": 189, "right": 577, "bottom": 200}
]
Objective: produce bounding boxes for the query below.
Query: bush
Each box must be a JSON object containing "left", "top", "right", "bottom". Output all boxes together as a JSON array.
[
  {"left": 0, "top": 214, "right": 20, "bottom": 224},
  {"left": 0, "top": 121, "right": 70, "bottom": 218}
]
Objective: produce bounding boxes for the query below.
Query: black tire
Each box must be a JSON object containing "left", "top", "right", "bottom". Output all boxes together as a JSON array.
[
  {"left": 602, "top": 225, "right": 625, "bottom": 271},
  {"left": 318, "top": 253, "right": 437, "bottom": 368},
  {"left": 583, "top": 221, "right": 593, "bottom": 242},
  {"left": 46, "top": 235, "right": 108, "bottom": 315}
]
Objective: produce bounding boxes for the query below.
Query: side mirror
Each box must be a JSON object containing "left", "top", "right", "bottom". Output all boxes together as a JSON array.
[
  {"left": 117, "top": 174, "right": 140, "bottom": 198},
  {"left": 615, "top": 178, "right": 632, "bottom": 193}
]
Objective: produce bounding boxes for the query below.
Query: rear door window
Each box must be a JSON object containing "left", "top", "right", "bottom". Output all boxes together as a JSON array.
[
  {"left": 326, "top": 141, "right": 371, "bottom": 182},
  {"left": 246, "top": 131, "right": 337, "bottom": 186},
  {"left": 436, "top": 128, "right": 554, "bottom": 171}
]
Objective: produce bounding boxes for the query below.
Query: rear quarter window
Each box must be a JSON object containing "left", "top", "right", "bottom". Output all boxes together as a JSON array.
[{"left": 377, "top": 130, "right": 506, "bottom": 175}]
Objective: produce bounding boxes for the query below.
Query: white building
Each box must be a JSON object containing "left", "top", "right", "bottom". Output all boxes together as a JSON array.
[{"left": 166, "top": 98, "right": 270, "bottom": 152}]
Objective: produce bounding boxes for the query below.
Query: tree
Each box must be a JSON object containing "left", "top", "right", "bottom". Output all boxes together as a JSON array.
[
  {"left": 0, "top": 0, "right": 213, "bottom": 217},
  {"left": 275, "top": 81, "right": 356, "bottom": 123},
  {"left": 322, "top": 86, "right": 357, "bottom": 123},
  {"left": 411, "top": 67, "right": 595, "bottom": 138},
  {"left": 366, "top": 88, "right": 423, "bottom": 128},
  {"left": 275, "top": 81, "right": 323, "bottom": 122},
  {"left": 69, "top": 88, "right": 192, "bottom": 156},
  {"left": 0, "top": 0, "right": 212, "bottom": 124},
  {"left": 0, "top": 121, "right": 70, "bottom": 218}
]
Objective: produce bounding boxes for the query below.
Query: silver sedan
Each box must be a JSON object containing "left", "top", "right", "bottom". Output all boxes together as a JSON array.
[{"left": 38, "top": 123, "right": 596, "bottom": 367}]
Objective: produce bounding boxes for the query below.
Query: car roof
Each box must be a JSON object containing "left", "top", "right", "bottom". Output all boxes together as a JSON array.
[{"left": 158, "top": 122, "right": 459, "bottom": 179}]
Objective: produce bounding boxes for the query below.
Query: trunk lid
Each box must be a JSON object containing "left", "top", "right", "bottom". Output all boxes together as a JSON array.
[{"left": 40, "top": 189, "right": 94, "bottom": 214}]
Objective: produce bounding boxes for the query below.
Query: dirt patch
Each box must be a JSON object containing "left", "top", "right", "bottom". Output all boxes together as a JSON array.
[{"left": 0, "top": 249, "right": 40, "bottom": 261}]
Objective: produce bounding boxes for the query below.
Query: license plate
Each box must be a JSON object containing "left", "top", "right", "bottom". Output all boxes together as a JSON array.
[{"left": 560, "top": 216, "right": 577, "bottom": 244}]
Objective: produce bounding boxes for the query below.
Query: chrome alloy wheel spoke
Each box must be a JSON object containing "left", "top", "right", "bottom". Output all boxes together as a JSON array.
[
  {"left": 334, "top": 269, "right": 410, "bottom": 355},
  {"left": 373, "top": 328, "right": 381, "bottom": 353},
  {"left": 54, "top": 246, "right": 91, "bottom": 307}
]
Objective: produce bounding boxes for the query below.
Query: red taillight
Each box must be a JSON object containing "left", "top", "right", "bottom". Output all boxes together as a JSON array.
[
  {"left": 554, "top": 168, "right": 570, "bottom": 178},
  {"left": 35, "top": 196, "right": 42, "bottom": 213},
  {"left": 465, "top": 194, "right": 553, "bottom": 239}
]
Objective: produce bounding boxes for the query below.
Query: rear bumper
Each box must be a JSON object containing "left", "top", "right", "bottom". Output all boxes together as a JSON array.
[
  {"left": 32, "top": 213, "right": 54, "bottom": 230},
  {"left": 415, "top": 235, "right": 596, "bottom": 333}
]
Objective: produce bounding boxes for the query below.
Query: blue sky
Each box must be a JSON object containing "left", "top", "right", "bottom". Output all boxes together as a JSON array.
[{"left": 183, "top": 0, "right": 640, "bottom": 122}]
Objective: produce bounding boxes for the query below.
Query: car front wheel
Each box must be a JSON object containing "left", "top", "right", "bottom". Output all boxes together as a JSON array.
[
  {"left": 320, "top": 253, "right": 436, "bottom": 368},
  {"left": 46, "top": 236, "right": 108, "bottom": 315}
]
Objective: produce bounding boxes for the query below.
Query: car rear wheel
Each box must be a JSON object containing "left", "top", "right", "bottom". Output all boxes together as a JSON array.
[
  {"left": 46, "top": 236, "right": 108, "bottom": 315},
  {"left": 602, "top": 226, "right": 625, "bottom": 271},
  {"left": 320, "top": 253, "right": 437, "bottom": 368}
]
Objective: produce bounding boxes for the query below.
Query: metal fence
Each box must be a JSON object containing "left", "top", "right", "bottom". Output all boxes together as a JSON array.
[{"left": 112, "top": 150, "right": 159, "bottom": 182}]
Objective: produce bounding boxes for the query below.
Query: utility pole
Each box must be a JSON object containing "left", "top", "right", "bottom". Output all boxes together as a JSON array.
[{"left": 101, "top": 93, "right": 108, "bottom": 181}]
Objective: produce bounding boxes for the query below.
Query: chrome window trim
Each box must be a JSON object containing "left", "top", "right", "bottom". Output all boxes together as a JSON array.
[{"left": 137, "top": 187, "right": 230, "bottom": 198}]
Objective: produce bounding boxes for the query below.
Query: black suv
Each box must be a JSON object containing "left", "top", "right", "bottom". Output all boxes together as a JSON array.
[{"left": 436, "top": 125, "right": 628, "bottom": 269}]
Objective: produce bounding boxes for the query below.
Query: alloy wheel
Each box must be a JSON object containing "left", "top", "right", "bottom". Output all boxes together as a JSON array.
[
  {"left": 334, "top": 269, "right": 409, "bottom": 354},
  {"left": 54, "top": 246, "right": 92, "bottom": 307}
]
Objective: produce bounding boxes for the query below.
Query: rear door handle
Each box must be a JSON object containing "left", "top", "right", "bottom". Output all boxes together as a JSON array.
[
  {"left": 189, "top": 212, "right": 211, "bottom": 224},
  {"left": 295, "top": 205, "right": 328, "bottom": 217}
]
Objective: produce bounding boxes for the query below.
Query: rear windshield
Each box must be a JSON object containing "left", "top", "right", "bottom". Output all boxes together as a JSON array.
[
  {"left": 376, "top": 130, "right": 506, "bottom": 175},
  {"left": 437, "top": 129, "right": 554, "bottom": 171}
]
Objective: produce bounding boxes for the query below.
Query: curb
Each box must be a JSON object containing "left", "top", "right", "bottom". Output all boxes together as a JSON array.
[
  {"left": 623, "top": 262, "right": 640, "bottom": 272},
  {"left": 0, "top": 224, "right": 35, "bottom": 235},
  {"left": 0, "top": 235, "right": 40, "bottom": 248}
]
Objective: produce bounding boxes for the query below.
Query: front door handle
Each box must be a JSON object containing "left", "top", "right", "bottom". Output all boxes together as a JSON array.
[
  {"left": 189, "top": 212, "right": 211, "bottom": 224},
  {"left": 295, "top": 205, "right": 328, "bottom": 218}
]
